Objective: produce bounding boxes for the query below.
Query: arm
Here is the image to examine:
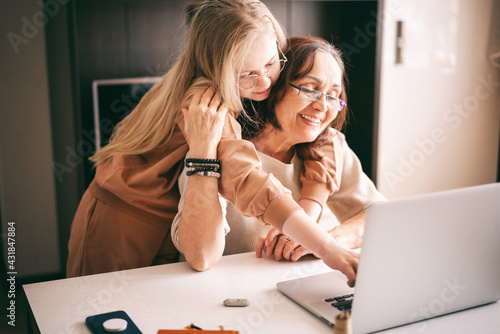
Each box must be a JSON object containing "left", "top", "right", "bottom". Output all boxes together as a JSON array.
[
  {"left": 258, "top": 200, "right": 366, "bottom": 262},
  {"left": 257, "top": 131, "right": 340, "bottom": 261},
  {"left": 177, "top": 169, "right": 226, "bottom": 271},
  {"left": 329, "top": 210, "right": 365, "bottom": 249},
  {"left": 176, "top": 87, "right": 228, "bottom": 271},
  {"left": 255, "top": 206, "right": 360, "bottom": 287},
  {"left": 298, "top": 198, "right": 323, "bottom": 221},
  {"left": 282, "top": 210, "right": 359, "bottom": 287},
  {"left": 256, "top": 198, "right": 322, "bottom": 261}
]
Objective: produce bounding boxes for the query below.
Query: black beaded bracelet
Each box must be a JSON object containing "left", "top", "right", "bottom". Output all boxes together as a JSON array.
[
  {"left": 185, "top": 164, "right": 220, "bottom": 172},
  {"left": 185, "top": 158, "right": 220, "bottom": 167},
  {"left": 186, "top": 166, "right": 219, "bottom": 176}
]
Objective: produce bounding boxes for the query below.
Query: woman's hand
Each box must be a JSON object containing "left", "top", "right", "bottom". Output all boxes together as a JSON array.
[
  {"left": 277, "top": 210, "right": 360, "bottom": 287},
  {"left": 328, "top": 211, "right": 366, "bottom": 250},
  {"left": 182, "top": 86, "right": 228, "bottom": 158},
  {"left": 258, "top": 223, "right": 359, "bottom": 287},
  {"left": 320, "top": 240, "right": 359, "bottom": 287},
  {"left": 256, "top": 228, "right": 316, "bottom": 261}
]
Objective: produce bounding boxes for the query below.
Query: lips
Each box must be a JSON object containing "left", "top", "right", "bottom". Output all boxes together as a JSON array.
[
  {"left": 299, "top": 114, "right": 322, "bottom": 125},
  {"left": 256, "top": 87, "right": 271, "bottom": 95}
]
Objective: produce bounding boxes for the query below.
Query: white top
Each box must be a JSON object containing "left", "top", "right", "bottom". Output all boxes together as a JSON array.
[{"left": 172, "top": 131, "right": 386, "bottom": 255}]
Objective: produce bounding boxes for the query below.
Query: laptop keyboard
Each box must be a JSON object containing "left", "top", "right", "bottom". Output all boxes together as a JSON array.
[{"left": 325, "top": 293, "right": 354, "bottom": 311}]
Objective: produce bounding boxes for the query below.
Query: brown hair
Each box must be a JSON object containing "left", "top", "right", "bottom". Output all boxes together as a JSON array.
[{"left": 241, "top": 36, "right": 349, "bottom": 160}]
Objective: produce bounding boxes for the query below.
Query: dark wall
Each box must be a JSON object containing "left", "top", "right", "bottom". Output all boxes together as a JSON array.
[
  {"left": 69, "top": 0, "right": 189, "bottom": 186},
  {"left": 45, "top": 0, "right": 80, "bottom": 277}
]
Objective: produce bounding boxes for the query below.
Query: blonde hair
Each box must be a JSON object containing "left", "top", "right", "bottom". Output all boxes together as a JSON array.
[
  {"left": 91, "top": 0, "right": 287, "bottom": 165},
  {"left": 183, "top": 77, "right": 214, "bottom": 103}
]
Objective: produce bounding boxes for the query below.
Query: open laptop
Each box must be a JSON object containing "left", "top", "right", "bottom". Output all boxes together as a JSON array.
[{"left": 277, "top": 182, "right": 500, "bottom": 333}]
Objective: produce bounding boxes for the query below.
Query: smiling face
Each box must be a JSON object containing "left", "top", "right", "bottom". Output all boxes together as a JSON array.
[
  {"left": 238, "top": 35, "right": 282, "bottom": 101},
  {"left": 272, "top": 51, "right": 342, "bottom": 146}
]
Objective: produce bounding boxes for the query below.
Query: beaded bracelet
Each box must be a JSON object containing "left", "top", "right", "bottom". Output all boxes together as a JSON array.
[
  {"left": 185, "top": 158, "right": 221, "bottom": 178},
  {"left": 185, "top": 164, "right": 220, "bottom": 172},
  {"left": 186, "top": 166, "right": 219, "bottom": 175},
  {"left": 195, "top": 170, "right": 221, "bottom": 178},
  {"left": 185, "top": 158, "right": 220, "bottom": 167},
  {"left": 186, "top": 169, "right": 221, "bottom": 178}
]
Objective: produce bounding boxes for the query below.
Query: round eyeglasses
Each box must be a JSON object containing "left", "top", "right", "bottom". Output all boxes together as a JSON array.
[
  {"left": 239, "top": 50, "right": 288, "bottom": 90},
  {"left": 289, "top": 84, "right": 346, "bottom": 111}
]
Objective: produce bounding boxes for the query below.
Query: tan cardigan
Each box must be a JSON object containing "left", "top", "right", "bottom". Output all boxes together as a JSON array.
[
  {"left": 66, "top": 113, "right": 336, "bottom": 276},
  {"left": 172, "top": 129, "right": 386, "bottom": 255}
]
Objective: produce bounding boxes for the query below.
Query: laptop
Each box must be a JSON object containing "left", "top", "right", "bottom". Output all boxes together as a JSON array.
[{"left": 277, "top": 182, "right": 500, "bottom": 333}]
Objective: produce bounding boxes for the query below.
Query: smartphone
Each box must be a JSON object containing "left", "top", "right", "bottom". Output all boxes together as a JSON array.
[{"left": 85, "top": 310, "right": 142, "bottom": 333}]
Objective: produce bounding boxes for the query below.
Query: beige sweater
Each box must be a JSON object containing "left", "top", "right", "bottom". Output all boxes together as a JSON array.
[{"left": 172, "top": 129, "right": 386, "bottom": 255}]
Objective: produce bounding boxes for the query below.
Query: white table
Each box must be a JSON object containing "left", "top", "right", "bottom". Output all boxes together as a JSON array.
[{"left": 23, "top": 252, "right": 500, "bottom": 334}]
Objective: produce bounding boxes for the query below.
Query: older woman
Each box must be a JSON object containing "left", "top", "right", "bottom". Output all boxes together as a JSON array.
[{"left": 172, "top": 36, "right": 386, "bottom": 285}]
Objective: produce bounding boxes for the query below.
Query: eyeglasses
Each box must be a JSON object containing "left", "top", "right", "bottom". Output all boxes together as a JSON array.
[
  {"left": 289, "top": 84, "right": 346, "bottom": 111},
  {"left": 239, "top": 49, "right": 288, "bottom": 90}
]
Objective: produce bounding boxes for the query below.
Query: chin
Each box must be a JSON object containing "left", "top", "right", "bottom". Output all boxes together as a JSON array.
[
  {"left": 251, "top": 94, "right": 269, "bottom": 102},
  {"left": 298, "top": 133, "right": 320, "bottom": 144}
]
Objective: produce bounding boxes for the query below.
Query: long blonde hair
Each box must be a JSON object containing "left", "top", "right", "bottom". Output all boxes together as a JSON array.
[{"left": 91, "top": 0, "right": 287, "bottom": 165}]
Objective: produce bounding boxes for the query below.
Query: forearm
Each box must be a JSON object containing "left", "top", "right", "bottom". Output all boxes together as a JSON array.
[
  {"left": 178, "top": 145, "right": 225, "bottom": 271},
  {"left": 281, "top": 210, "right": 338, "bottom": 258},
  {"left": 329, "top": 210, "right": 366, "bottom": 249},
  {"left": 178, "top": 173, "right": 225, "bottom": 271},
  {"left": 298, "top": 198, "right": 322, "bottom": 222}
]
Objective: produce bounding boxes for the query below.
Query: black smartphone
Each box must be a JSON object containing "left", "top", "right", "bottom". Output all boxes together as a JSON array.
[{"left": 85, "top": 310, "right": 142, "bottom": 334}]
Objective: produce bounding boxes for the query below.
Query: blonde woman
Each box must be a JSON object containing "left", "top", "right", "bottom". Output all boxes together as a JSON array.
[{"left": 67, "top": 0, "right": 358, "bottom": 285}]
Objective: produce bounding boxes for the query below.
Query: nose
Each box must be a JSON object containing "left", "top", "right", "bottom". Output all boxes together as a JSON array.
[
  {"left": 254, "top": 75, "right": 272, "bottom": 90},
  {"left": 312, "top": 95, "right": 328, "bottom": 112}
]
